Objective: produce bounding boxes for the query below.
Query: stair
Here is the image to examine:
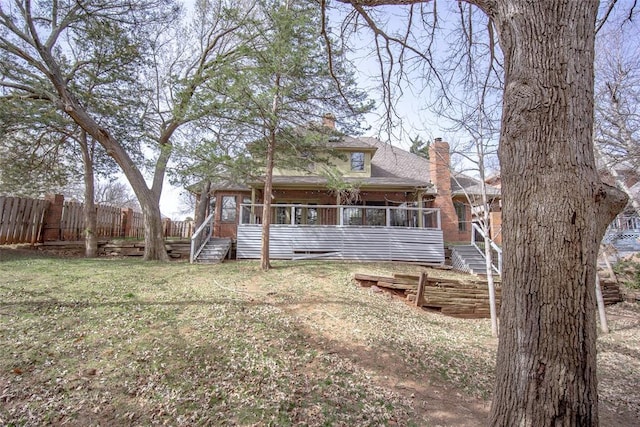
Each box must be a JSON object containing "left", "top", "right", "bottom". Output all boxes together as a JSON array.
[
  {"left": 194, "top": 238, "right": 232, "bottom": 264},
  {"left": 451, "top": 245, "right": 492, "bottom": 275}
]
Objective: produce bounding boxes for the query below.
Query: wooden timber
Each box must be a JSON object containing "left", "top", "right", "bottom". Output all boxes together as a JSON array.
[
  {"left": 415, "top": 272, "right": 427, "bottom": 307},
  {"left": 354, "top": 270, "right": 622, "bottom": 319},
  {"left": 354, "top": 271, "right": 501, "bottom": 319}
]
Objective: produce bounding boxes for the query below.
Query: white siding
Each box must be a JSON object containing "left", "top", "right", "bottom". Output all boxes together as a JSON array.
[{"left": 237, "top": 225, "right": 444, "bottom": 264}]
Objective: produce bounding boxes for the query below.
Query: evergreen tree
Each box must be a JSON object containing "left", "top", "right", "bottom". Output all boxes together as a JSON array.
[
  {"left": 409, "top": 135, "right": 430, "bottom": 159},
  {"left": 212, "top": 0, "right": 373, "bottom": 270}
]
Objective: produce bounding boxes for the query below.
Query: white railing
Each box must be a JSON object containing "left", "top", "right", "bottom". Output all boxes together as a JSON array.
[
  {"left": 239, "top": 204, "right": 441, "bottom": 229},
  {"left": 190, "top": 212, "right": 214, "bottom": 263},
  {"left": 471, "top": 222, "right": 502, "bottom": 275},
  {"left": 608, "top": 215, "right": 640, "bottom": 232}
]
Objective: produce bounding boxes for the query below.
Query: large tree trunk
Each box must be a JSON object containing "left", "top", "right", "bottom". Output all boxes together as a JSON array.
[
  {"left": 489, "top": 1, "right": 627, "bottom": 425},
  {"left": 79, "top": 130, "right": 98, "bottom": 258},
  {"left": 194, "top": 180, "right": 212, "bottom": 229},
  {"left": 63, "top": 102, "right": 169, "bottom": 261},
  {"left": 41, "top": 51, "right": 170, "bottom": 261},
  {"left": 140, "top": 196, "right": 169, "bottom": 261}
]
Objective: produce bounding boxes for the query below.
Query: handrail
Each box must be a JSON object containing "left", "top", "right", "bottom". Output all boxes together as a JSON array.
[
  {"left": 472, "top": 222, "right": 502, "bottom": 275},
  {"left": 190, "top": 212, "right": 214, "bottom": 263},
  {"left": 608, "top": 215, "right": 640, "bottom": 232},
  {"left": 238, "top": 203, "right": 441, "bottom": 230}
]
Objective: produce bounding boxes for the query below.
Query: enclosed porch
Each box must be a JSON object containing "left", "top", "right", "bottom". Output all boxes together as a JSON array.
[{"left": 235, "top": 203, "right": 444, "bottom": 264}]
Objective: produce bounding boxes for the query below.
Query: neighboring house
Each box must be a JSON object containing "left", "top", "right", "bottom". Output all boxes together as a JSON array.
[
  {"left": 599, "top": 160, "right": 640, "bottom": 253},
  {"left": 195, "top": 118, "right": 501, "bottom": 263}
]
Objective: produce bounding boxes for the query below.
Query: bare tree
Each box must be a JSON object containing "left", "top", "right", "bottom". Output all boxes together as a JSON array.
[
  {"left": 0, "top": 1, "right": 245, "bottom": 260},
  {"left": 331, "top": 0, "right": 629, "bottom": 424},
  {"left": 594, "top": 12, "right": 640, "bottom": 216}
]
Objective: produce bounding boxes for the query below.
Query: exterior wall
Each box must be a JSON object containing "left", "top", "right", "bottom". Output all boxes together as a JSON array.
[
  {"left": 452, "top": 196, "right": 472, "bottom": 243},
  {"left": 325, "top": 150, "right": 373, "bottom": 177},
  {"left": 273, "top": 150, "right": 374, "bottom": 178},
  {"left": 212, "top": 191, "right": 250, "bottom": 239},
  {"left": 273, "top": 166, "right": 315, "bottom": 176},
  {"left": 490, "top": 211, "right": 503, "bottom": 245},
  {"left": 269, "top": 188, "right": 416, "bottom": 205}
]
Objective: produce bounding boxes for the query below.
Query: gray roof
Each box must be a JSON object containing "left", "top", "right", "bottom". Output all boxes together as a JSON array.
[
  {"left": 268, "top": 175, "right": 431, "bottom": 190},
  {"left": 210, "top": 135, "right": 500, "bottom": 197},
  {"left": 365, "top": 138, "right": 431, "bottom": 184},
  {"left": 451, "top": 173, "right": 502, "bottom": 197},
  {"left": 366, "top": 138, "right": 500, "bottom": 196},
  {"left": 327, "top": 135, "right": 378, "bottom": 151}
]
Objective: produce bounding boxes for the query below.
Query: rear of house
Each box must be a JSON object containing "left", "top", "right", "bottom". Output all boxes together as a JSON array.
[{"left": 193, "top": 119, "right": 501, "bottom": 264}]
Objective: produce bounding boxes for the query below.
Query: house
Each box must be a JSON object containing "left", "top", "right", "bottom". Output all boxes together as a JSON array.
[
  {"left": 598, "top": 160, "right": 640, "bottom": 253},
  {"left": 193, "top": 117, "right": 501, "bottom": 264}
]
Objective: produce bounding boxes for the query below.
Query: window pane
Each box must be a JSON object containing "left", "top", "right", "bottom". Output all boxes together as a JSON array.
[
  {"left": 307, "top": 207, "right": 318, "bottom": 225},
  {"left": 350, "top": 152, "right": 365, "bottom": 171},
  {"left": 343, "top": 207, "right": 363, "bottom": 225},
  {"left": 241, "top": 197, "right": 251, "bottom": 224},
  {"left": 454, "top": 202, "right": 467, "bottom": 231},
  {"left": 221, "top": 196, "right": 237, "bottom": 222}
]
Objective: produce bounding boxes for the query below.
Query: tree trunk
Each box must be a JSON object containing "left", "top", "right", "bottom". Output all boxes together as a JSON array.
[
  {"left": 489, "top": 1, "right": 627, "bottom": 425},
  {"left": 260, "top": 130, "right": 276, "bottom": 271},
  {"left": 195, "top": 180, "right": 212, "bottom": 229},
  {"left": 63, "top": 102, "right": 168, "bottom": 261},
  {"left": 79, "top": 130, "right": 98, "bottom": 258},
  {"left": 41, "top": 52, "right": 170, "bottom": 261},
  {"left": 482, "top": 216, "right": 498, "bottom": 337},
  {"left": 140, "top": 197, "right": 169, "bottom": 261}
]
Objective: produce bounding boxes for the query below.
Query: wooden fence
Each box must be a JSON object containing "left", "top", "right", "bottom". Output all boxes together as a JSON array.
[
  {"left": 0, "top": 196, "right": 48, "bottom": 245},
  {"left": 0, "top": 194, "right": 192, "bottom": 244}
]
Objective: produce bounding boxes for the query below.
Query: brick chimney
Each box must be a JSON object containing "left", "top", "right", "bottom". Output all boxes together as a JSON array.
[
  {"left": 429, "top": 138, "right": 451, "bottom": 194},
  {"left": 322, "top": 113, "right": 336, "bottom": 129},
  {"left": 429, "top": 138, "right": 467, "bottom": 243}
]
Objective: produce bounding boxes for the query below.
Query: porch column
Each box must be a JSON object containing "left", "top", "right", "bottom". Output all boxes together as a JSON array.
[
  {"left": 417, "top": 190, "right": 424, "bottom": 228},
  {"left": 250, "top": 187, "right": 256, "bottom": 224}
]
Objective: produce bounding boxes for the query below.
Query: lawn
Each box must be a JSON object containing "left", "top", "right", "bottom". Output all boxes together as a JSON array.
[{"left": 1, "top": 247, "right": 638, "bottom": 426}]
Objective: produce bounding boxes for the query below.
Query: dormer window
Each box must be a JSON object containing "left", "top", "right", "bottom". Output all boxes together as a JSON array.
[{"left": 350, "top": 152, "right": 365, "bottom": 171}]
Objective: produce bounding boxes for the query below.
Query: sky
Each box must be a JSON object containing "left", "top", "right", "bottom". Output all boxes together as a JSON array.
[
  {"left": 159, "top": 0, "right": 639, "bottom": 219},
  {"left": 159, "top": 1, "right": 494, "bottom": 219}
]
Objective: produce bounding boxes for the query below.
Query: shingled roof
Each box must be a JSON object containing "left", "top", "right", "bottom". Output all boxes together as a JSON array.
[
  {"left": 366, "top": 138, "right": 500, "bottom": 197},
  {"left": 365, "top": 138, "right": 430, "bottom": 183},
  {"left": 209, "top": 134, "right": 500, "bottom": 197}
]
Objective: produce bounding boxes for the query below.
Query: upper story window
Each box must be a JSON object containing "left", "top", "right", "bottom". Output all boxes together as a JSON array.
[{"left": 350, "top": 152, "right": 365, "bottom": 171}]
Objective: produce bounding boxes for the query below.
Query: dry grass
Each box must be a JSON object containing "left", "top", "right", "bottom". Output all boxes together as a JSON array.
[{"left": 0, "top": 247, "right": 638, "bottom": 426}]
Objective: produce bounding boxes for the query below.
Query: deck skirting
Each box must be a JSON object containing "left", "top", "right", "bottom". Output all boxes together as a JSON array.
[{"left": 237, "top": 225, "right": 444, "bottom": 264}]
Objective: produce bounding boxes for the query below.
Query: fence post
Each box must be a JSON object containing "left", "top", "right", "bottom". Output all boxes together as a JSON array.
[
  {"left": 163, "top": 218, "right": 171, "bottom": 237},
  {"left": 42, "top": 194, "right": 64, "bottom": 241},
  {"left": 122, "top": 208, "right": 133, "bottom": 238}
]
